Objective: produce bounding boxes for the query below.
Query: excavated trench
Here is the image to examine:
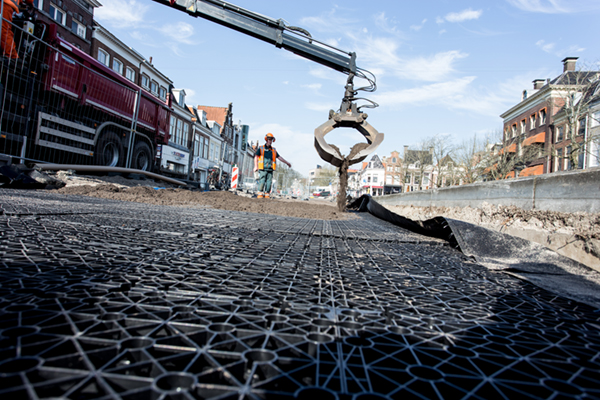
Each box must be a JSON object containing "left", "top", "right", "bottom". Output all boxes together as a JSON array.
[{"left": 0, "top": 188, "right": 599, "bottom": 399}]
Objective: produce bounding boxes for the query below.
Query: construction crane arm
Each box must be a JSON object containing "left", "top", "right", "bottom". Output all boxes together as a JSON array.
[
  {"left": 153, "top": 0, "right": 356, "bottom": 74},
  {"left": 153, "top": 0, "right": 383, "bottom": 169}
]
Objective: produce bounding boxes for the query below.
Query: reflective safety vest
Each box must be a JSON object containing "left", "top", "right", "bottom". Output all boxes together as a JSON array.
[
  {"left": 4, "top": 0, "right": 21, "bottom": 11},
  {"left": 257, "top": 145, "right": 277, "bottom": 170},
  {"left": 4, "top": 0, "right": 32, "bottom": 10}
]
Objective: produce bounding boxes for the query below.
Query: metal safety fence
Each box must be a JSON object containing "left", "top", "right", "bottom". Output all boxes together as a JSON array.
[
  {"left": 0, "top": 189, "right": 599, "bottom": 399},
  {"left": 1, "top": 13, "right": 155, "bottom": 170}
]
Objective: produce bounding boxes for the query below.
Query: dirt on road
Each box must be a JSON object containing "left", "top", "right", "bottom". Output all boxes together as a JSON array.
[{"left": 54, "top": 172, "right": 350, "bottom": 221}]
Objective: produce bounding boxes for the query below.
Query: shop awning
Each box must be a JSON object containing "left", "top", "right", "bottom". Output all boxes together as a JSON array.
[
  {"left": 523, "top": 132, "right": 545, "bottom": 147},
  {"left": 484, "top": 163, "right": 498, "bottom": 174},
  {"left": 499, "top": 143, "right": 517, "bottom": 155},
  {"left": 520, "top": 164, "right": 544, "bottom": 177}
]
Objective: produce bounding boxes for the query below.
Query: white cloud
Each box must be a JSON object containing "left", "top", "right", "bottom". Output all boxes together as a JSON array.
[
  {"left": 303, "top": 83, "right": 323, "bottom": 93},
  {"left": 183, "top": 88, "right": 196, "bottom": 103},
  {"left": 444, "top": 9, "right": 483, "bottom": 23},
  {"left": 95, "top": 0, "right": 149, "bottom": 28},
  {"left": 507, "top": 0, "right": 571, "bottom": 14},
  {"left": 536, "top": 40, "right": 585, "bottom": 56},
  {"left": 373, "top": 71, "right": 558, "bottom": 118},
  {"left": 374, "top": 12, "right": 403, "bottom": 36},
  {"left": 130, "top": 31, "right": 150, "bottom": 42},
  {"left": 410, "top": 19, "right": 427, "bottom": 32},
  {"left": 536, "top": 39, "right": 556, "bottom": 53},
  {"left": 400, "top": 51, "right": 469, "bottom": 82},
  {"left": 372, "top": 77, "right": 476, "bottom": 107},
  {"left": 158, "top": 22, "right": 195, "bottom": 44},
  {"left": 305, "top": 102, "right": 334, "bottom": 112},
  {"left": 309, "top": 67, "right": 347, "bottom": 84}
]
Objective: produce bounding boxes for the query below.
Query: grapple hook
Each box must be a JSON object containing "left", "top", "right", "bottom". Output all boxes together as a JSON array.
[{"left": 314, "top": 110, "right": 384, "bottom": 168}]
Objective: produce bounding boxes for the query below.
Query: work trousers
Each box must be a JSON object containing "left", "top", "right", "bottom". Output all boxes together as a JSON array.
[
  {"left": 257, "top": 169, "right": 273, "bottom": 193},
  {"left": 1, "top": 3, "right": 19, "bottom": 59}
]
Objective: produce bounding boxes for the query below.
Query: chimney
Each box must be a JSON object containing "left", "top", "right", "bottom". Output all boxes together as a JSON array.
[
  {"left": 562, "top": 57, "right": 578, "bottom": 72},
  {"left": 533, "top": 79, "right": 545, "bottom": 90}
]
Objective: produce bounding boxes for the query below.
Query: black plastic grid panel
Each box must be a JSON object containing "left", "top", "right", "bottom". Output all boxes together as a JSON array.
[{"left": 0, "top": 189, "right": 599, "bottom": 400}]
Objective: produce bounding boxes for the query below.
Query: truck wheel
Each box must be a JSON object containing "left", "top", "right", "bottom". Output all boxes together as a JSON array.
[
  {"left": 94, "top": 132, "right": 123, "bottom": 167},
  {"left": 131, "top": 141, "right": 153, "bottom": 171}
]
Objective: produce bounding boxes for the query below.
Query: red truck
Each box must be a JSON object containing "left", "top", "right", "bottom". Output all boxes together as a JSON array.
[{"left": 1, "top": 16, "right": 171, "bottom": 171}]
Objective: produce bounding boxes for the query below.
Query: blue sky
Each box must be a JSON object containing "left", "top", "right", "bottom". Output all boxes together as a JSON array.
[{"left": 95, "top": 0, "right": 600, "bottom": 176}]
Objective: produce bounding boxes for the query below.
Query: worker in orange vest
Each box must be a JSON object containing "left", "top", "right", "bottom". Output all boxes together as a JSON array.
[
  {"left": 1, "top": 0, "right": 33, "bottom": 59},
  {"left": 254, "top": 133, "right": 291, "bottom": 198}
]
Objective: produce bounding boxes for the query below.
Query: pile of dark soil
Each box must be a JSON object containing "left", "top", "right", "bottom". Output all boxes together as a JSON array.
[{"left": 58, "top": 184, "right": 352, "bottom": 221}]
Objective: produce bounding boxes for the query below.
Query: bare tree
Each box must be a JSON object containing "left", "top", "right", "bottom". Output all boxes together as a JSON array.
[
  {"left": 454, "top": 134, "right": 489, "bottom": 184},
  {"left": 428, "top": 134, "right": 455, "bottom": 188}
]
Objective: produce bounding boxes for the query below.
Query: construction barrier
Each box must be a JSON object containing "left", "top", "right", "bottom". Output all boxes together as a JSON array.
[{"left": 230, "top": 166, "right": 238, "bottom": 189}]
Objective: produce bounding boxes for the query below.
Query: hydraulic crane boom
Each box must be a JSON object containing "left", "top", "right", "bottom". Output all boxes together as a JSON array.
[
  {"left": 156, "top": 0, "right": 356, "bottom": 74},
  {"left": 154, "top": 0, "right": 383, "bottom": 168}
]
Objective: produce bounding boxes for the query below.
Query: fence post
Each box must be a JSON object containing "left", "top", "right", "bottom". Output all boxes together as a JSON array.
[{"left": 126, "top": 89, "right": 142, "bottom": 169}]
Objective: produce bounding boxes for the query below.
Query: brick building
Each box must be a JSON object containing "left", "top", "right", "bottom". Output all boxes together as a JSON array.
[
  {"left": 32, "top": 0, "right": 100, "bottom": 53},
  {"left": 499, "top": 57, "right": 600, "bottom": 177}
]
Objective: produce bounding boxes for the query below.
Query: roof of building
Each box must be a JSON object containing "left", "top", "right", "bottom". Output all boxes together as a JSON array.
[
  {"left": 196, "top": 106, "right": 228, "bottom": 129},
  {"left": 549, "top": 71, "right": 600, "bottom": 86}
]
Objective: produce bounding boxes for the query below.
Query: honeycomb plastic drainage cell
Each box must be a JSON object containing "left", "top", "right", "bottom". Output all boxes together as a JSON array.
[{"left": 0, "top": 190, "right": 599, "bottom": 399}]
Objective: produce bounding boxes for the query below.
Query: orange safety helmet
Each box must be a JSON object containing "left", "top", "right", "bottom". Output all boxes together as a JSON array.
[{"left": 264, "top": 133, "right": 276, "bottom": 142}]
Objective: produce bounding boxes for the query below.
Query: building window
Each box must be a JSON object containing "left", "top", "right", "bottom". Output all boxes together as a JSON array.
[
  {"left": 176, "top": 119, "right": 183, "bottom": 145},
  {"left": 556, "top": 148, "right": 563, "bottom": 172},
  {"left": 182, "top": 122, "right": 189, "bottom": 147},
  {"left": 141, "top": 74, "right": 150, "bottom": 89},
  {"left": 511, "top": 124, "right": 517, "bottom": 138},
  {"left": 150, "top": 80, "right": 158, "bottom": 95},
  {"left": 97, "top": 49, "right": 109, "bottom": 67},
  {"left": 373, "top": 176, "right": 378, "bottom": 183},
  {"left": 33, "top": 0, "right": 43, "bottom": 10},
  {"left": 556, "top": 126, "right": 564, "bottom": 142},
  {"left": 49, "top": 3, "right": 66, "bottom": 25},
  {"left": 539, "top": 109, "right": 547, "bottom": 125},
  {"left": 203, "top": 138, "right": 209, "bottom": 159},
  {"left": 578, "top": 118, "right": 586, "bottom": 136},
  {"left": 71, "top": 20, "right": 86, "bottom": 38},
  {"left": 566, "top": 146, "right": 572, "bottom": 170},
  {"left": 159, "top": 87, "right": 167, "bottom": 100},
  {"left": 112, "top": 58, "right": 123, "bottom": 75},
  {"left": 169, "top": 116, "right": 176, "bottom": 140},
  {"left": 125, "top": 67, "right": 135, "bottom": 82},
  {"left": 592, "top": 112, "right": 600, "bottom": 128},
  {"left": 520, "top": 119, "right": 526, "bottom": 134},
  {"left": 530, "top": 113, "right": 537, "bottom": 130}
]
